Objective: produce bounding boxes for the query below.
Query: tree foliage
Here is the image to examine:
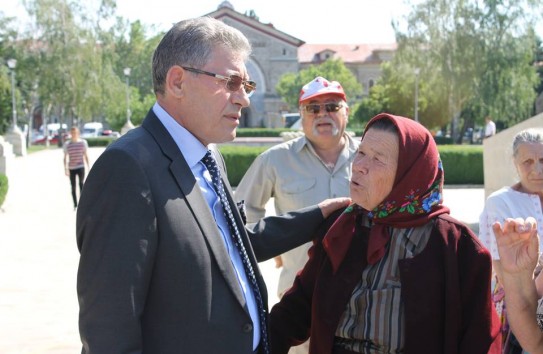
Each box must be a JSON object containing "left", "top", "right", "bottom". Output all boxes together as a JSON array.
[
  {"left": 0, "top": 0, "right": 163, "bottom": 134},
  {"left": 355, "top": 0, "right": 542, "bottom": 141},
  {"left": 276, "top": 59, "right": 363, "bottom": 111}
]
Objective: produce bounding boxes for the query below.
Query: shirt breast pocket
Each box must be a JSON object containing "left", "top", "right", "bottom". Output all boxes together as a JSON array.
[{"left": 280, "top": 178, "right": 317, "bottom": 195}]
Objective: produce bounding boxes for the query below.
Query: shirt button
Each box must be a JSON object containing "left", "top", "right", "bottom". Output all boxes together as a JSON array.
[{"left": 242, "top": 323, "right": 253, "bottom": 333}]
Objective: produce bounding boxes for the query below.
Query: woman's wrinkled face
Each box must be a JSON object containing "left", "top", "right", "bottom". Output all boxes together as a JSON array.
[
  {"left": 514, "top": 142, "right": 543, "bottom": 195},
  {"left": 350, "top": 128, "right": 399, "bottom": 210}
]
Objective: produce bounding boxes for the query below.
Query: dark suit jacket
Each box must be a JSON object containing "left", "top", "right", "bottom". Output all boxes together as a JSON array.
[
  {"left": 76, "top": 109, "right": 324, "bottom": 354},
  {"left": 270, "top": 213, "right": 502, "bottom": 354}
]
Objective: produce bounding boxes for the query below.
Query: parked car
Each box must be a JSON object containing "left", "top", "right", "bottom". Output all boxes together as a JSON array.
[
  {"left": 32, "top": 132, "right": 70, "bottom": 145},
  {"left": 101, "top": 129, "right": 121, "bottom": 138},
  {"left": 81, "top": 122, "right": 104, "bottom": 138},
  {"left": 462, "top": 127, "right": 483, "bottom": 144},
  {"left": 282, "top": 113, "right": 300, "bottom": 128}
]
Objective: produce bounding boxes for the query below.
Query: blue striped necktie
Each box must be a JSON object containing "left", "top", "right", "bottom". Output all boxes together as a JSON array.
[{"left": 201, "top": 150, "right": 269, "bottom": 354}]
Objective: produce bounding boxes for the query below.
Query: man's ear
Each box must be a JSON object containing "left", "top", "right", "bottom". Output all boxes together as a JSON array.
[{"left": 165, "top": 65, "right": 185, "bottom": 98}]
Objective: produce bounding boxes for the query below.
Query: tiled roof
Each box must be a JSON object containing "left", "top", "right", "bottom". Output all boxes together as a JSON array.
[{"left": 298, "top": 43, "right": 397, "bottom": 64}]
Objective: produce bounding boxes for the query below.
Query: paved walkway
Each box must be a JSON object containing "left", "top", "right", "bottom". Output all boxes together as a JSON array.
[{"left": 0, "top": 147, "right": 486, "bottom": 353}]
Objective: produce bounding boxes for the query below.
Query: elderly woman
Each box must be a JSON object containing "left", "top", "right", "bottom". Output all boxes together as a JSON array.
[
  {"left": 478, "top": 128, "right": 543, "bottom": 350},
  {"left": 493, "top": 217, "right": 543, "bottom": 354},
  {"left": 269, "top": 113, "right": 501, "bottom": 354}
]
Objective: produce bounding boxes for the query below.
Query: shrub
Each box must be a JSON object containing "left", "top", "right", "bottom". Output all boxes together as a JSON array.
[
  {"left": 0, "top": 173, "right": 8, "bottom": 208},
  {"left": 219, "top": 144, "right": 484, "bottom": 186},
  {"left": 438, "top": 145, "right": 483, "bottom": 184},
  {"left": 85, "top": 137, "right": 117, "bottom": 147},
  {"left": 434, "top": 136, "right": 454, "bottom": 145},
  {"left": 219, "top": 145, "right": 268, "bottom": 186},
  {"left": 236, "top": 128, "right": 295, "bottom": 137}
]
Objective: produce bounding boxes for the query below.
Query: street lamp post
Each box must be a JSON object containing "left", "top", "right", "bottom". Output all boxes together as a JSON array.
[
  {"left": 7, "top": 59, "right": 20, "bottom": 133},
  {"left": 4, "top": 58, "right": 26, "bottom": 156},
  {"left": 121, "top": 67, "right": 135, "bottom": 135},
  {"left": 414, "top": 68, "right": 420, "bottom": 123}
]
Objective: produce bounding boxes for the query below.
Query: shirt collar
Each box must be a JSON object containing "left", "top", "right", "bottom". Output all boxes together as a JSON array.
[{"left": 152, "top": 102, "right": 208, "bottom": 167}]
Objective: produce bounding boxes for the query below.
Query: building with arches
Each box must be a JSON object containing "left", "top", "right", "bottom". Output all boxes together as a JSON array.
[{"left": 207, "top": 2, "right": 396, "bottom": 127}]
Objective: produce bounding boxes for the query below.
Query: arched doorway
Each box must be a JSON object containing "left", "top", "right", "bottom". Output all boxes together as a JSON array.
[{"left": 241, "top": 58, "right": 266, "bottom": 127}]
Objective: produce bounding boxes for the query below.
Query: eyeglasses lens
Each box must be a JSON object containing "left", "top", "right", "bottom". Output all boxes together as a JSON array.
[
  {"left": 304, "top": 103, "right": 341, "bottom": 114},
  {"left": 226, "top": 75, "right": 256, "bottom": 96}
]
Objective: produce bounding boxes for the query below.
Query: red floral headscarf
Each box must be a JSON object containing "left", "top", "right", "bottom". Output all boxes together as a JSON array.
[{"left": 323, "top": 113, "right": 450, "bottom": 272}]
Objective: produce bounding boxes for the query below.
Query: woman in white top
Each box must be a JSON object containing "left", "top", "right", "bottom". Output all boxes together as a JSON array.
[{"left": 479, "top": 128, "right": 543, "bottom": 350}]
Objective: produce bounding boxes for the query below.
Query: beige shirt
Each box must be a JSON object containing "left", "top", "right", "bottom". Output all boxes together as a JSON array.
[{"left": 235, "top": 133, "right": 358, "bottom": 297}]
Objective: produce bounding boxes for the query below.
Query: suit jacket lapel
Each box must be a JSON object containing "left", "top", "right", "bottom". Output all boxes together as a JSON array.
[{"left": 142, "top": 111, "right": 246, "bottom": 306}]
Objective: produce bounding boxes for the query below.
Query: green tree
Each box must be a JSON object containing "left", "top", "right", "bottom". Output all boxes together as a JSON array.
[
  {"left": 276, "top": 59, "right": 362, "bottom": 111},
  {"left": 360, "top": 0, "right": 541, "bottom": 142},
  {"left": 104, "top": 20, "right": 162, "bottom": 130},
  {"left": 0, "top": 14, "right": 21, "bottom": 134}
]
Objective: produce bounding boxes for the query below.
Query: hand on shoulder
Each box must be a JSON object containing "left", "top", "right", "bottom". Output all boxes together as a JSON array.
[{"left": 318, "top": 197, "right": 351, "bottom": 219}]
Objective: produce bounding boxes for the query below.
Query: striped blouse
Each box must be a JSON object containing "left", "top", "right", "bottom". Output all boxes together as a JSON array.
[
  {"left": 334, "top": 217, "right": 434, "bottom": 353},
  {"left": 63, "top": 139, "right": 88, "bottom": 170}
]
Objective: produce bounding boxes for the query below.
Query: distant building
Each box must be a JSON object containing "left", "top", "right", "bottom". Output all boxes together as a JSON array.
[
  {"left": 207, "top": 1, "right": 396, "bottom": 127},
  {"left": 298, "top": 43, "right": 396, "bottom": 96}
]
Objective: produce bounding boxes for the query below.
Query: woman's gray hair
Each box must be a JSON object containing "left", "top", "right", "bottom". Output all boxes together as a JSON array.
[
  {"left": 152, "top": 17, "right": 252, "bottom": 95},
  {"left": 365, "top": 116, "right": 399, "bottom": 135},
  {"left": 512, "top": 128, "right": 543, "bottom": 157}
]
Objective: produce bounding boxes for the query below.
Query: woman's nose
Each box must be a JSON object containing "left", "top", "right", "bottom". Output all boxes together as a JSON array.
[{"left": 353, "top": 157, "right": 368, "bottom": 174}]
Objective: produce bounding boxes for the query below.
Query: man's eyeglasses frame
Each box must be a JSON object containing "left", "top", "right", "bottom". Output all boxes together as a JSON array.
[
  {"left": 302, "top": 102, "right": 344, "bottom": 115},
  {"left": 181, "top": 66, "right": 256, "bottom": 97}
]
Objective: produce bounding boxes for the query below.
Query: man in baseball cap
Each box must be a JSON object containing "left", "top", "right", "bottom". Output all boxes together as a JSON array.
[
  {"left": 299, "top": 76, "right": 346, "bottom": 103},
  {"left": 235, "top": 76, "right": 356, "bottom": 354}
]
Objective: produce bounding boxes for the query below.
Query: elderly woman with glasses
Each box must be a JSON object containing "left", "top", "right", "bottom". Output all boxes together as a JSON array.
[{"left": 269, "top": 113, "right": 501, "bottom": 354}]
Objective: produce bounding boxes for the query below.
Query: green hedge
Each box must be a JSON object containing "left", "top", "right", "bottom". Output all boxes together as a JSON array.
[
  {"left": 236, "top": 128, "right": 296, "bottom": 137},
  {"left": 438, "top": 145, "right": 483, "bottom": 184},
  {"left": 219, "top": 145, "right": 268, "bottom": 186},
  {"left": 219, "top": 144, "right": 483, "bottom": 186},
  {"left": 236, "top": 128, "right": 367, "bottom": 138},
  {"left": 0, "top": 173, "right": 8, "bottom": 208},
  {"left": 85, "top": 137, "right": 118, "bottom": 147},
  {"left": 434, "top": 136, "right": 454, "bottom": 145}
]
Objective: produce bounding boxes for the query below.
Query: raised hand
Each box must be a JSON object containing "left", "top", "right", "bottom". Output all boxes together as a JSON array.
[{"left": 493, "top": 217, "right": 539, "bottom": 275}]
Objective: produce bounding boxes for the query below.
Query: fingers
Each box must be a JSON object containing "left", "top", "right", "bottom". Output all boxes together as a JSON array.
[
  {"left": 499, "top": 217, "right": 537, "bottom": 234},
  {"left": 318, "top": 197, "right": 352, "bottom": 219},
  {"left": 492, "top": 221, "right": 504, "bottom": 238},
  {"left": 520, "top": 217, "right": 537, "bottom": 233}
]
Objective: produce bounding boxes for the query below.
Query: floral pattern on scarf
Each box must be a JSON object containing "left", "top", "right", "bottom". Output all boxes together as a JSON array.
[{"left": 323, "top": 113, "right": 450, "bottom": 271}]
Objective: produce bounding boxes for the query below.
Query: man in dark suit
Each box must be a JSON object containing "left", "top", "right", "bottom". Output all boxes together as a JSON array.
[{"left": 76, "top": 17, "right": 349, "bottom": 354}]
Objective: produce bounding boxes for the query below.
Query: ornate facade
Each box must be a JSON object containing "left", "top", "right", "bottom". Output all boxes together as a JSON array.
[{"left": 207, "top": 2, "right": 396, "bottom": 127}]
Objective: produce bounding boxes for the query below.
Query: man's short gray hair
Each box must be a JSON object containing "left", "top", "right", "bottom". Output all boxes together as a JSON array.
[{"left": 152, "top": 17, "right": 252, "bottom": 95}]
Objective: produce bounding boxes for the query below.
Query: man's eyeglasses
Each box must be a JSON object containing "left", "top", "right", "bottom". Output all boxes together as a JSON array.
[
  {"left": 302, "top": 102, "right": 343, "bottom": 114},
  {"left": 181, "top": 66, "right": 257, "bottom": 97}
]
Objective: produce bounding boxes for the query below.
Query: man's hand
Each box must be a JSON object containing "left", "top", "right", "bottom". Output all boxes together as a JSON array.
[
  {"left": 318, "top": 197, "right": 351, "bottom": 219},
  {"left": 493, "top": 217, "right": 539, "bottom": 274}
]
